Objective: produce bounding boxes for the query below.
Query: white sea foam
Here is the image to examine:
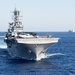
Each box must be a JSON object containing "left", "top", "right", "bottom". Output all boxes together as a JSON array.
[
  {"left": 0, "top": 45, "right": 7, "bottom": 49},
  {"left": 35, "top": 53, "right": 65, "bottom": 61},
  {"left": 44, "top": 53, "right": 65, "bottom": 58}
]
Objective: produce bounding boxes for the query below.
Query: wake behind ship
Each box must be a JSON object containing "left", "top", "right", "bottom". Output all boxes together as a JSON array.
[{"left": 4, "top": 8, "right": 59, "bottom": 60}]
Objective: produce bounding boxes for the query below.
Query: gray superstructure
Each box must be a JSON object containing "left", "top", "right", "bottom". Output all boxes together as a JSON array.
[{"left": 4, "top": 8, "right": 59, "bottom": 60}]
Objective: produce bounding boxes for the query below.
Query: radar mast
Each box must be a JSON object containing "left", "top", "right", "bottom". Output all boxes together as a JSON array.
[{"left": 8, "top": 8, "right": 23, "bottom": 34}]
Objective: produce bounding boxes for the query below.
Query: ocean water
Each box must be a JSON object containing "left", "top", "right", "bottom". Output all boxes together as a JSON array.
[{"left": 0, "top": 32, "right": 75, "bottom": 75}]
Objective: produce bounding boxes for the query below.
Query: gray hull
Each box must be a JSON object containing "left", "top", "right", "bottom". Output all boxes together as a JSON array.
[{"left": 7, "top": 43, "right": 54, "bottom": 60}]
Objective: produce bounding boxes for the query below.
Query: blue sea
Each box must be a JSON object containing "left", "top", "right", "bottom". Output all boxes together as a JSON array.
[{"left": 0, "top": 32, "right": 75, "bottom": 75}]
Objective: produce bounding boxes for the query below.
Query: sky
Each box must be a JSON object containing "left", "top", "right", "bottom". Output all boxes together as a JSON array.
[{"left": 0, "top": 0, "right": 75, "bottom": 32}]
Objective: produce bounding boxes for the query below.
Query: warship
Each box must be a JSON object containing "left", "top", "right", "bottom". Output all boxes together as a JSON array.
[
  {"left": 4, "top": 8, "right": 59, "bottom": 60},
  {"left": 68, "top": 29, "right": 75, "bottom": 33}
]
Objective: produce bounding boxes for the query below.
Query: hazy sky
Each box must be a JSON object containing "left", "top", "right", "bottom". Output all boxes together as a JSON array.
[{"left": 0, "top": 0, "right": 75, "bottom": 32}]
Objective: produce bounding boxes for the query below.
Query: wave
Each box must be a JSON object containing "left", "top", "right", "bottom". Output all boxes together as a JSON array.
[
  {"left": 36, "top": 53, "right": 65, "bottom": 61},
  {"left": 0, "top": 45, "right": 7, "bottom": 49},
  {"left": 0, "top": 55, "right": 7, "bottom": 57},
  {"left": 0, "top": 39, "right": 7, "bottom": 49},
  {"left": 44, "top": 53, "right": 65, "bottom": 58}
]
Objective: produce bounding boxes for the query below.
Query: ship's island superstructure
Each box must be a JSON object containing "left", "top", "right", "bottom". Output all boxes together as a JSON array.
[{"left": 4, "top": 8, "right": 59, "bottom": 60}]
